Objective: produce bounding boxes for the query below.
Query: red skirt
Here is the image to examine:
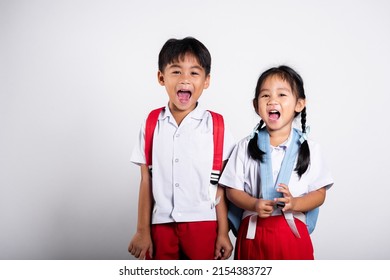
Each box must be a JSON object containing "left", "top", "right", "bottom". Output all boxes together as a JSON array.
[{"left": 234, "top": 215, "right": 314, "bottom": 260}]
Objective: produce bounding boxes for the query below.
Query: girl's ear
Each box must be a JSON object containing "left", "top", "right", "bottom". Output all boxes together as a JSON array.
[
  {"left": 295, "top": 98, "right": 306, "bottom": 113},
  {"left": 157, "top": 71, "right": 165, "bottom": 85},
  {"left": 253, "top": 98, "right": 259, "bottom": 114}
]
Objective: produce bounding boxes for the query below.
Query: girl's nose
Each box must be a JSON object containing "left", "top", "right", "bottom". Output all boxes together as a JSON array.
[{"left": 267, "top": 96, "right": 278, "bottom": 104}]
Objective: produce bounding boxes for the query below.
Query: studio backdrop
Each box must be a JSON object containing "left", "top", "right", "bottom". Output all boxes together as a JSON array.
[{"left": 1, "top": 0, "right": 389, "bottom": 260}]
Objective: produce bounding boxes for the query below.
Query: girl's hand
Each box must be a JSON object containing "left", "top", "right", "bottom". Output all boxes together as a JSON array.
[
  {"left": 275, "top": 183, "right": 296, "bottom": 211},
  {"left": 255, "top": 199, "right": 275, "bottom": 218}
]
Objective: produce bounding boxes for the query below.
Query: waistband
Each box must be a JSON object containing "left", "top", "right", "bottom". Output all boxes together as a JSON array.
[{"left": 244, "top": 209, "right": 306, "bottom": 239}]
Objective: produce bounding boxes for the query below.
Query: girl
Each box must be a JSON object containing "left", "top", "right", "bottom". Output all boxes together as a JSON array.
[{"left": 219, "top": 65, "right": 333, "bottom": 260}]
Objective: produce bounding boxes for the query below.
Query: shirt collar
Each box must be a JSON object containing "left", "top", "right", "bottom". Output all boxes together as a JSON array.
[{"left": 161, "top": 102, "right": 207, "bottom": 122}]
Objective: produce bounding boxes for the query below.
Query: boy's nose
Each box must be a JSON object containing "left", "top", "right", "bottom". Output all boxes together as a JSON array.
[{"left": 180, "top": 77, "right": 190, "bottom": 84}]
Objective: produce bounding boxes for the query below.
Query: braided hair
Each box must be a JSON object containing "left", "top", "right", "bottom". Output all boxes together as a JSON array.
[{"left": 248, "top": 65, "right": 310, "bottom": 178}]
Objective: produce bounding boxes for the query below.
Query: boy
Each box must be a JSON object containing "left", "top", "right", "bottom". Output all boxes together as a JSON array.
[{"left": 128, "top": 37, "right": 235, "bottom": 260}]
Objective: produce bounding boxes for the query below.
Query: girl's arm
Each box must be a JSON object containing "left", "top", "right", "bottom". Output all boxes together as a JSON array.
[
  {"left": 214, "top": 185, "right": 233, "bottom": 259},
  {"left": 214, "top": 160, "right": 233, "bottom": 259},
  {"left": 128, "top": 164, "right": 154, "bottom": 259},
  {"left": 226, "top": 187, "right": 275, "bottom": 218},
  {"left": 276, "top": 184, "right": 326, "bottom": 212}
]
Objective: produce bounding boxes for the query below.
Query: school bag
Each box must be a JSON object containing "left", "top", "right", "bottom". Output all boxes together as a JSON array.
[
  {"left": 228, "top": 128, "right": 320, "bottom": 238},
  {"left": 144, "top": 106, "right": 225, "bottom": 204}
]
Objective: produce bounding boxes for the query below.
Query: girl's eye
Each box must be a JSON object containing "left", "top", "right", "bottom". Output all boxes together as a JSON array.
[
  {"left": 260, "top": 94, "right": 269, "bottom": 98},
  {"left": 280, "top": 91, "right": 291, "bottom": 97}
]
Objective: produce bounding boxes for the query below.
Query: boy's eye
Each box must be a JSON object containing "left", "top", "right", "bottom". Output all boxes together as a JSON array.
[
  {"left": 260, "top": 94, "right": 269, "bottom": 98},
  {"left": 191, "top": 72, "right": 200, "bottom": 76},
  {"left": 172, "top": 70, "right": 181, "bottom": 75}
]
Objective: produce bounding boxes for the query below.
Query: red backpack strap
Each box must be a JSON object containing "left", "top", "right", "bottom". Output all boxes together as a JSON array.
[
  {"left": 145, "top": 107, "right": 164, "bottom": 170},
  {"left": 208, "top": 110, "right": 224, "bottom": 185}
]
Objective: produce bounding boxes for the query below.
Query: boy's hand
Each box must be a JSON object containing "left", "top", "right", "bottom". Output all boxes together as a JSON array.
[
  {"left": 128, "top": 231, "right": 153, "bottom": 260},
  {"left": 214, "top": 233, "right": 233, "bottom": 260},
  {"left": 255, "top": 199, "right": 275, "bottom": 218}
]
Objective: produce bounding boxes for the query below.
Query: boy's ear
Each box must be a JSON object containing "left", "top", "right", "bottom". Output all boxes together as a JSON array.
[
  {"left": 157, "top": 71, "right": 165, "bottom": 85},
  {"left": 295, "top": 98, "right": 306, "bottom": 113},
  {"left": 203, "top": 74, "right": 211, "bottom": 89}
]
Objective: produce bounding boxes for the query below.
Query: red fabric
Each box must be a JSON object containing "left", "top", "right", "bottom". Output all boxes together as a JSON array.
[
  {"left": 208, "top": 110, "right": 224, "bottom": 172},
  {"left": 144, "top": 107, "right": 164, "bottom": 166},
  {"left": 147, "top": 221, "right": 218, "bottom": 260},
  {"left": 234, "top": 215, "right": 314, "bottom": 260}
]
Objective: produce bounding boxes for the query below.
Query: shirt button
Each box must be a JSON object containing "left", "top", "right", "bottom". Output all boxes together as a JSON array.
[
  {"left": 175, "top": 158, "right": 179, "bottom": 163},
  {"left": 175, "top": 183, "right": 179, "bottom": 187},
  {"left": 176, "top": 134, "right": 180, "bottom": 137}
]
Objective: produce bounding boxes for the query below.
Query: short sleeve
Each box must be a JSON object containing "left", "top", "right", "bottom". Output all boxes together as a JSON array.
[
  {"left": 219, "top": 139, "right": 247, "bottom": 191},
  {"left": 307, "top": 141, "right": 334, "bottom": 192},
  {"left": 130, "top": 120, "right": 146, "bottom": 166}
]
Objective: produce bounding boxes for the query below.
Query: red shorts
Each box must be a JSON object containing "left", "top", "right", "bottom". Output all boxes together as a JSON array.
[
  {"left": 234, "top": 215, "right": 314, "bottom": 260},
  {"left": 147, "top": 221, "right": 218, "bottom": 260}
]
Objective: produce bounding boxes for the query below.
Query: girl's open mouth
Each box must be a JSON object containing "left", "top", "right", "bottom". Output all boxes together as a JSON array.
[{"left": 269, "top": 110, "right": 280, "bottom": 120}]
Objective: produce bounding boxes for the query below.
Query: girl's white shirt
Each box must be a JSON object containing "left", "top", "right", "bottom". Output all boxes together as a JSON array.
[{"left": 219, "top": 132, "right": 334, "bottom": 221}]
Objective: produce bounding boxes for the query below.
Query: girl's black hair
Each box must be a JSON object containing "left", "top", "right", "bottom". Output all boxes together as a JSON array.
[
  {"left": 158, "top": 37, "right": 211, "bottom": 75},
  {"left": 248, "top": 65, "right": 310, "bottom": 178}
]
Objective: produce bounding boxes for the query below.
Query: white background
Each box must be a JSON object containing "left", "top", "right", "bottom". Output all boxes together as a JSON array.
[{"left": 1, "top": 0, "right": 389, "bottom": 260}]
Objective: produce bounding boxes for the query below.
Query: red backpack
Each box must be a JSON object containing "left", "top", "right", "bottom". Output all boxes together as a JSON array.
[{"left": 144, "top": 107, "right": 224, "bottom": 185}]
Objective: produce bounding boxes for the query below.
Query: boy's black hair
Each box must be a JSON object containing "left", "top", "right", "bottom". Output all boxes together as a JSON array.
[
  {"left": 158, "top": 37, "right": 211, "bottom": 75},
  {"left": 248, "top": 65, "right": 310, "bottom": 178}
]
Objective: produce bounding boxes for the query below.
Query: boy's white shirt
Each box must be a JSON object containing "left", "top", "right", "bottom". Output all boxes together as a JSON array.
[{"left": 130, "top": 104, "right": 235, "bottom": 224}]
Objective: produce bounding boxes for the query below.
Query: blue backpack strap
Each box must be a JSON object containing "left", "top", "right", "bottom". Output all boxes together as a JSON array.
[
  {"left": 228, "top": 202, "right": 243, "bottom": 237},
  {"left": 306, "top": 207, "right": 319, "bottom": 234},
  {"left": 259, "top": 129, "right": 320, "bottom": 234}
]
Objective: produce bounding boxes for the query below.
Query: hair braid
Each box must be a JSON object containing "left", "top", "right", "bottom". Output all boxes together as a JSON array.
[
  {"left": 295, "top": 108, "right": 310, "bottom": 178},
  {"left": 301, "top": 107, "right": 307, "bottom": 133},
  {"left": 248, "top": 120, "right": 265, "bottom": 161}
]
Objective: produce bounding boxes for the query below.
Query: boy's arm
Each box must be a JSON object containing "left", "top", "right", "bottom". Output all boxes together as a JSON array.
[{"left": 128, "top": 164, "right": 154, "bottom": 259}]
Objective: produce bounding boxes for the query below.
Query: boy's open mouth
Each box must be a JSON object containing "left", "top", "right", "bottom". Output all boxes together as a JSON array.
[
  {"left": 269, "top": 110, "right": 280, "bottom": 120},
  {"left": 177, "top": 90, "right": 192, "bottom": 103}
]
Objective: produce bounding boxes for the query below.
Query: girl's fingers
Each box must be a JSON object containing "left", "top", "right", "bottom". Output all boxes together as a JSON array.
[{"left": 278, "top": 183, "right": 290, "bottom": 191}]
